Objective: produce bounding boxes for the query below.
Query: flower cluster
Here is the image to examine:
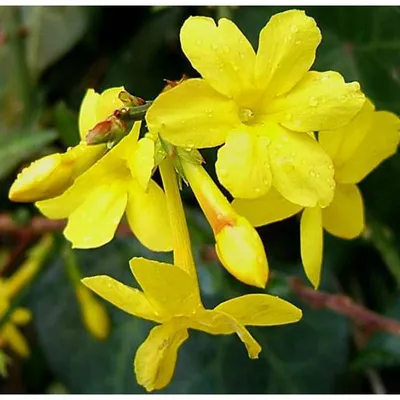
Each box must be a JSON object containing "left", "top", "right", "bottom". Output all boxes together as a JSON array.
[{"left": 7, "top": 9, "right": 400, "bottom": 392}]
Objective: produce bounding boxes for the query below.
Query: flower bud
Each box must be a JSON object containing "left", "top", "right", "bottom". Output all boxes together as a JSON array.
[
  {"left": 8, "top": 143, "right": 104, "bottom": 202},
  {"left": 181, "top": 159, "right": 268, "bottom": 288},
  {"left": 75, "top": 284, "right": 110, "bottom": 341},
  {"left": 85, "top": 116, "right": 127, "bottom": 146},
  {"left": 215, "top": 216, "right": 268, "bottom": 288}
]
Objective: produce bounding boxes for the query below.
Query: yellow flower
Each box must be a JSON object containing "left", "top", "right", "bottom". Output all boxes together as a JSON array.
[
  {"left": 0, "top": 298, "right": 32, "bottom": 358},
  {"left": 8, "top": 87, "right": 127, "bottom": 202},
  {"left": 82, "top": 257, "right": 302, "bottom": 391},
  {"left": 75, "top": 284, "right": 110, "bottom": 341},
  {"left": 146, "top": 10, "right": 365, "bottom": 207},
  {"left": 0, "top": 235, "right": 53, "bottom": 357},
  {"left": 36, "top": 121, "right": 172, "bottom": 251},
  {"left": 233, "top": 100, "right": 400, "bottom": 288},
  {"left": 181, "top": 156, "right": 268, "bottom": 288}
]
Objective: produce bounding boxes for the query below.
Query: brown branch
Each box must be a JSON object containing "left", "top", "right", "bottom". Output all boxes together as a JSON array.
[
  {"left": 0, "top": 214, "right": 132, "bottom": 236},
  {"left": 290, "top": 277, "right": 400, "bottom": 336}
]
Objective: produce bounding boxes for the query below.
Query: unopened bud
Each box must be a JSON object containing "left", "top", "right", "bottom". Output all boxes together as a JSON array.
[
  {"left": 86, "top": 116, "right": 127, "bottom": 145},
  {"left": 9, "top": 143, "right": 105, "bottom": 203},
  {"left": 181, "top": 159, "right": 268, "bottom": 288},
  {"left": 118, "top": 90, "right": 145, "bottom": 106},
  {"left": 75, "top": 284, "right": 110, "bottom": 341},
  {"left": 215, "top": 216, "right": 268, "bottom": 288}
]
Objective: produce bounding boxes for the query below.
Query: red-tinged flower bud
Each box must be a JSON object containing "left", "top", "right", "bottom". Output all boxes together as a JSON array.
[
  {"left": 85, "top": 116, "right": 127, "bottom": 145},
  {"left": 181, "top": 159, "right": 268, "bottom": 288}
]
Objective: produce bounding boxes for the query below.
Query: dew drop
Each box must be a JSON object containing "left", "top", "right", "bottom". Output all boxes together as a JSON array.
[
  {"left": 309, "top": 169, "right": 316, "bottom": 177},
  {"left": 233, "top": 64, "right": 239, "bottom": 72},
  {"left": 196, "top": 39, "right": 202, "bottom": 46},
  {"left": 255, "top": 187, "right": 261, "bottom": 194},
  {"left": 321, "top": 75, "right": 329, "bottom": 82},
  {"left": 257, "top": 256, "right": 265, "bottom": 264},
  {"left": 290, "top": 24, "right": 299, "bottom": 33},
  {"left": 328, "top": 165, "right": 334, "bottom": 171},
  {"left": 219, "top": 168, "right": 228, "bottom": 176},
  {"left": 187, "top": 140, "right": 194, "bottom": 148},
  {"left": 281, "top": 135, "right": 289, "bottom": 142},
  {"left": 309, "top": 96, "right": 319, "bottom": 107},
  {"left": 223, "top": 45, "right": 230, "bottom": 53},
  {"left": 239, "top": 52, "right": 245, "bottom": 59},
  {"left": 180, "top": 119, "right": 185, "bottom": 125},
  {"left": 212, "top": 43, "right": 219, "bottom": 50},
  {"left": 217, "top": 214, "right": 224, "bottom": 220}
]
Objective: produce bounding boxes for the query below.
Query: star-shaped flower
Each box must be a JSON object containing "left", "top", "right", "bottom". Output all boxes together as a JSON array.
[
  {"left": 233, "top": 99, "right": 400, "bottom": 287},
  {"left": 83, "top": 257, "right": 302, "bottom": 391},
  {"left": 146, "top": 10, "right": 365, "bottom": 208}
]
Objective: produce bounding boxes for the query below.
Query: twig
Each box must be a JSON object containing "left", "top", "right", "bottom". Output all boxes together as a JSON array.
[
  {"left": 0, "top": 214, "right": 132, "bottom": 236},
  {"left": 290, "top": 277, "right": 400, "bottom": 336}
]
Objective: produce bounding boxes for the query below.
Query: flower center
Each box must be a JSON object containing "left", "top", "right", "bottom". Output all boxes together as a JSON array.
[{"left": 238, "top": 107, "right": 254, "bottom": 124}]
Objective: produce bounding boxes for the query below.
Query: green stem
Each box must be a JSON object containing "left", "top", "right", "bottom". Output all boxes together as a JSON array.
[
  {"left": 159, "top": 158, "right": 198, "bottom": 284},
  {"left": 364, "top": 215, "right": 400, "bottom": 287},
  {"left": 216, "top": 5, "right": 233, "bottom": 20},
  {"left": 62, "top": 244, "right": 82, "bottom": 286},
  {"left": 7, "top": 6, "right": 35, "bottom": 125}
]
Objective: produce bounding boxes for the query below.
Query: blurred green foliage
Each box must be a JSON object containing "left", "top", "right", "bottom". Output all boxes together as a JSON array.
[{"left": 1, "top": 5, "right": 400, "bottom": 394}]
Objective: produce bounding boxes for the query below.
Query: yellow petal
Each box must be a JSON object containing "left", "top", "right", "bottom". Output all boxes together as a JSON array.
[
  {"left": 146, "top": 78, "right": 240, "bottom": 148},
  {"left": 75, "top": 284, "right": 110, "bottom": 340},
  {"left": 266, "top": 71, "right": 365, "bottom": 132},
  {"left": 255, "top": 10, "right": 321, "bottom": 97},
  {"left": 215, "top": 293, "right": 302, "bottom": 326},
  {"left": 318, "top": 99, "right": 375, "bottom": 167},
  {"left": 300, "top": 207, "right": 323, "bottom": 289},
  {"left": 10, "top": 308, "right": 32, "bottom": 325},
  {"left": 128, "top": 137, "right": 155, "bottom": 190},
  {"left": 96, "top": 86, "right": 125, "bottom": 121},
  {"left": 232, "top": 187, "right": 302, "bottom": 227},
  {"left": 268, "top": 125, "right": 335, "bottom": 207},
  {"left": 126, "top": 180, "right": 172, "bottom": 252},
  {"left": 180, "top": 16, "right": 256, "bottom": 100},
  {"left": 215, "top": 129, "right": 272, "bottom": 199},
  {"left": 134, "top": 323, "right": 188, "bottom": 392},
  {"left": 64, "top": 181, "right": 127, "bottom": 249},
  {"left": 79, "top": 88, "right": 100, "bottom": 139},
  {"left": 215, "top": 216, "right": 268, "bottom": 288},
  {"left": 82, "top": 275, "right": 162, "bottom": 322},
  {"left": 334, "top": 111, "right": 400, "bottom": 184},
  {"left": 2, "top": 324, "right": 30, "bottom": 358},
  {"left": 129, "top": 257, "right": 202, "bottom": 317},
  {"left": 322, "top": 183, "right": 364, "bottom": 239}
]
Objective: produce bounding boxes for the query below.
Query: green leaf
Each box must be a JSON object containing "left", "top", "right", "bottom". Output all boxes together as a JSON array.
[
  {"left": 22, "top": 6, "right": 88, "bottom": 78},
  {"left": 0, "top": 129, "right": 58, "bottom": 180}
]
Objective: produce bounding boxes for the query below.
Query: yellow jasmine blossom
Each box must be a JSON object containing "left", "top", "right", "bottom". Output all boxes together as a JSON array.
[
  {"left": 146, "top": 10, "right": 365, "bottom": 207},
  {"left": 0, "top": 297, "right": 32, "bottom": 358},
  {"left": 181, "top": 156, "right": 268, "bottom": 288},
  {"left": 82, "top": 256, "right": 302, "bottom": 391},
  {"left": 8, "top": 87, "right": 128, "bottom": 202},
  {"left": 36, "top": 122, "right": 172, "bottom": 251},
  {"left": 233, "top": 100, "right": 400, "bottom": 288}
]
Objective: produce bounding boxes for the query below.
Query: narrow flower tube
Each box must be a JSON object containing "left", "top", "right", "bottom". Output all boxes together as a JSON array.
[{"left": 181, "top": 158, "right": 268, "bottom": 288}]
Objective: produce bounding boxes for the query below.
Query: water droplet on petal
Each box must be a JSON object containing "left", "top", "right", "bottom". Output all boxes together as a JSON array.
[
  {"left": 309, "top": 170, "right": 316, "bottom": 177},
  {"left": 309, "top": 96, "right": 319, "bottom": 107},
  {"left": 321, "top": 74, "right": 330, "bottom": 82},
  {"left": 196, "top": 39, "right": 202, "bottom": 46},
  {"left": 223, "top": 45, "right": 230, "bottom": 53},
  {"left": 187, "top": 140, "right": 194, "bottom": 148},
  {"left": 217, "top": 214, "right": 224, "bottom": 220},
  {"left": 290, "top": 24, "right": 299, "bottom": 33},
  {"left": 233, "top": 64, "right": 239, "bottom": 72},
  {"left": 219, "top": 168, "right": 228, "bottom": 177},
  {"left": 239, "top": 52, "right": 245, "bottom": 59},
  {"left": 328, "top": 165, "right": 334, "bottom": 171},
  {"left": 212, "top": 43, "right": 219, "bottom": 50},
  {"left": 255, "top": 187, "right": 261, "bottom": 194}
]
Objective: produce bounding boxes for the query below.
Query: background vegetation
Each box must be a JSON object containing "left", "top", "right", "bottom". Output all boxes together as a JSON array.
[{"left": 1, "top": 5, "right": 400, "bottom": 394}]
